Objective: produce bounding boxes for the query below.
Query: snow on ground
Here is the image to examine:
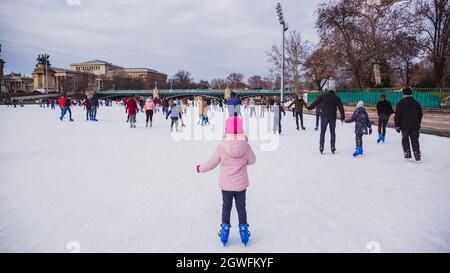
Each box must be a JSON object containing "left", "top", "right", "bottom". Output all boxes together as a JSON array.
[{"left": 0, "top": 104, "right": 449, "bottom": 253}]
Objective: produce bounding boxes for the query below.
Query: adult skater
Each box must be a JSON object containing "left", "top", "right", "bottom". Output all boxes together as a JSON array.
[
  {"left": 315, "top": 102, "right": 322, "bottom": 131},
  {"left": 58, "top": 96, "right": 66, "bottom": 120},
  {"left": 83, "top": 96, "right": 91, "bottom": 121},
  {"left": 273, "top": 100, "right": 286, "bottom": 134},
  {"left": 307, "top": 90, "right": 345, "bottom": 154},
  {"left": 60, "top": 96, "right": 74, "bottom": 122},
  {"left": 227, "top": 92, "right": 241, "bottom": 117},
  {"left": 376, "top": 94, "right": 394, "bottom": 143},
  {"left": 394, "top": 87, "right": 423, "bottom": 162},
  {"left": 166, "top": 101, "right": 182, "bottom": 132},
  {"left": 345, "top": 101, "right": 372, "bottom": 157},
  {"left": 196, "top": 116, "right": 256, "bottom": 246},
  {"left": 126, "top": 96, "right": 139, "bottom": 128},
  {"left": 287, "top": 94, "right": 307, "bottom": 131},
  {"left": 144, "top": 97, "right": 155, "bottom": 128},
  {"left": 249, "top": 98, "right": 257, "bottom": 118},
  {"left": 90, "top": 95, "right": 99, "bottom": 121},
  {"left": 50, "top": 98, "right": 56, "bottom": 110}
]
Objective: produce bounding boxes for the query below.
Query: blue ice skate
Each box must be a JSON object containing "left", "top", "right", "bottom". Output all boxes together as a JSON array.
[
  {"left": 377, "top": 135, "right": 385, "bottom": 143},
  {"left": 239, "top": 224, "right": 251, "bottom": 246},
  {"left": 218, "top": 224, "right": 231, "bottom": 246},
  {"left": 353, "top": 146, "right": 363, "bottom": 157}
]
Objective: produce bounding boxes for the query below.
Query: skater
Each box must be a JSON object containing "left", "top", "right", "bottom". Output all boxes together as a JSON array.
[
  {"left": 249, "top": 98, "right": 257, "bottom": 118},
  {"left": 83, "top": 96, "right": 91, "bottom": 121},
  {"left": 287, "top": 94, "right": 306, "bottom": 130},
  {"left": 50, "top": 98, "right": 55, "bottom": 110},
  {"left": 394, "top": 87, "right": 423, "bottom": 162},
  {"left": 218, "top": 99, "right": 224, "bottom": 112},
  {"left": 260, "top": 97, "right": 266, "bottom": 117},
  {"left": 307, "top": 90, "right": 345, "bottom": 154},
  {"left": 376, "top": 94, "right": 394, "bottom": 143},
  {"left": 345, "top": 101, "right": 372, "bottom": 157},
  {"left": 166, "top": 101, "right": 182, "bottom": 132},
  {"left": 227, "top": 92, "right": 241, "bottom": 117},
  {"left": 273, "top": 101, "right": 286, "bottom": 134},
  {"left": 126, "top": 96, "right": 139, "bottom": 128},
  {"left": 315, "top": 102, "right": 322, "bottom": 131},
  {"left": 144, "top": 97, "right": 155, "bottom": 127},
  {"left": 90, "top": 95, "right": 99, "bottom": 121},
  {"left": 202, "top": 100, "right": 210, "bottom": 126},
  {"left": 60, "top": 96, "right": 74, "bottom": 122},
  {"left": 196, "top": 116, "right": 256, "bottom": 246}
]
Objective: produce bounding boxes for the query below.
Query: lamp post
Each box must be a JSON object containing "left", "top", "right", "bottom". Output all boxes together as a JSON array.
[
  {"left": 276, "top": 3, "right": 288, "bottom": 103},
  {"left": 44, "top": 54, "right": 49, "bottom": 94}
]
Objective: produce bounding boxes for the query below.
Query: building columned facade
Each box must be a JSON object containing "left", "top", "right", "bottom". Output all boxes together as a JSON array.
[
  {"left": 28, "top": 59, "right": 167, "bottom": 95},
  {"left": 5, "top": 73, "right": 33, "bottom": 93}
]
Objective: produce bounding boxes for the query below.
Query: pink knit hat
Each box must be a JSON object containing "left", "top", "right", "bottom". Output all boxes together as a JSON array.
[{"left": 225, "top": 116, "right": 244, "bottom": 135}]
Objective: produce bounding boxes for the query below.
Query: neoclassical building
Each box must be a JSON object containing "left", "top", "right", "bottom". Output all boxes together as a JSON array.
[{"left": 5, "top": 73, "right": 33, "bottom": 93}]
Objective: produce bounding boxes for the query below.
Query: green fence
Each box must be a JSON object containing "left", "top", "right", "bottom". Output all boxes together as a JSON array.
[{"left": 307, "top": 91, "right": 442, "bottom": 109}]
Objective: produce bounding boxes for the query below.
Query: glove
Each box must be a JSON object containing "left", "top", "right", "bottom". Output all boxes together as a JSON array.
[
  {"left": 196, "top": 165, "right": 201, "bottom": 173},
  {"left": 369, "top": 128, "right": 372, "bottom": 135},
  {"left": 395, "top": 127, "right": 401, "bottom": 133}
]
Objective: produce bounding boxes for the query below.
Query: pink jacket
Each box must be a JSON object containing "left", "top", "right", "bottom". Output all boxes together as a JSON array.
[
  {"left": 199, "top": 137, "right": 256, "bottom": 191},
  {"left": 144, "top": 98, "right": 156, "bottom": 111}
]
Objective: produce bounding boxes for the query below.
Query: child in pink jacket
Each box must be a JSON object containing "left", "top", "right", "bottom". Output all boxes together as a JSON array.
[
  {"left": 143, "top": 97, "right": 156, "bottom": 127},
  {"left": 196, "top": 116, "right": 256, "bottom": 246}
]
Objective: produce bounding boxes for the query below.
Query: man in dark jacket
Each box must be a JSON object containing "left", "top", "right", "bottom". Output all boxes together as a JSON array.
[
  {"left": 90, "top": 95, "right": 99, "bottom": 121},
  {"left": 287, "top": 94, "right": 307, "bottom": 130},
  {"left": 394, "top": 87, "right": 423, "bottom": 161},
  {"left": 376, "top": 94, "right": 394, "bottom": 143},
  {"left": 307, "top": 90, "right": 345, "bottom": 154}
]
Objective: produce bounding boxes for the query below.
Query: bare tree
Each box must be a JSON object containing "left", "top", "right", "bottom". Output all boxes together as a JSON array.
[
  {"left": 247, "top": 75, "right": 265, "bottom": 89},
  {"left": 266, "top": 30, "right": 309, "bottom": 91},
  {"left": 416, "top": 0, "right": 450, "bottom": 87},
  {"left": 304, "top": 44, "right": 336, "bottom": 90},
  {"left": 211, "top": 78, "right": 226, "bottom": 89},
  {"left": 226, "top": 73, "right": 245, "bottom": 89},
  {"left": 172, "top": 70, "right": 194, "bottom": 89}
]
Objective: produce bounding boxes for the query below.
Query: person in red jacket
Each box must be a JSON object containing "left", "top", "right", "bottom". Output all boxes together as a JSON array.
[
  {"left": 58, "top": 96, "right": 66, "bottom": 120},
  {"left": 126, "top": 96, "right": 139, "bottom": 128}
]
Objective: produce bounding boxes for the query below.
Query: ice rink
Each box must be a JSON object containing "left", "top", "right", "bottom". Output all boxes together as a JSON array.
[{"left": 0, "top": 104, "right": 449, "bottom": 253}]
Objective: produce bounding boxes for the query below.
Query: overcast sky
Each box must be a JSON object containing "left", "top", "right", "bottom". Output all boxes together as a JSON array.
[{"left": 0, "top": 0, "right": 322, "bottom": 81}]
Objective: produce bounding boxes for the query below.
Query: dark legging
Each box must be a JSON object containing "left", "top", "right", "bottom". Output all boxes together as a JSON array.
[
  {"left": 222, "top": 190, "right": 247, "bottom": 225},
  {"left": 146, "top": 110, "right": 154, "bottom": 123},
  {"left": 316, "top": 112, "right": 321, "bottom": 128},
  {"left": 378, "top": 116, "right": 389, "bottom": 136},
  {"left": 295, "top": 111, "right": 304, "bottom": 129},
  {"left": 356, "top": 134, "right": 363, "bottom": 147}
]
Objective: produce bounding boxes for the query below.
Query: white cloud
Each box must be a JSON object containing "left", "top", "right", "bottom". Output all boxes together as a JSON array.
[{"left": 0, "top": 0, "right": 322, "bottom": 81}]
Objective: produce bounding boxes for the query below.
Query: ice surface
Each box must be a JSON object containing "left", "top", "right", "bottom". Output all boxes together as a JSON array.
[{"left": 0, "top": 105, "right": 449, "bottom": 253}]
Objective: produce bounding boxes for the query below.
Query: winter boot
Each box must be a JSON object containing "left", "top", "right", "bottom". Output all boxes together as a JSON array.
[
  {"left": 218, "top": 224, "right": 231, "bottom": 246},
  {"left": 414, "top": 151, "right": 421, "bottom": 162},
  {"left": 377, "top": 135, "right": 383, "bottom": 143},
  {"left": 353, "top": 146, "right": 363, "bottom": 157},
  {"left": 239, "top": 224, "right": 251, "bottom": 246},
  {"left": 404, "top": 150, "right": 412, "bottom": 160}
]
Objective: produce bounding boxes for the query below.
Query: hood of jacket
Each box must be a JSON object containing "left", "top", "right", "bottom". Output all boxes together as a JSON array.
[{"left": 222, "top": 138, "right": 249, "bottom": 158}]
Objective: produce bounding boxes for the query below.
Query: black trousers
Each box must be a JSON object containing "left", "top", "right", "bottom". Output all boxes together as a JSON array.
[
  {"left": 146, "top": 110, "right": 154, "bottom": 123},
  {"left": 320, "top": 118, "right": 336, "bottom": 147},
  {"left": 222, "top": 190, "right": 247, "bottom": 225},
  {"left": 86, "top": 108, "right": 91, "bottom": 120},
  {"left": 356, "top": 134, "right": 363, "bottom": 147},
  {"left": 378, "top": 116, "right": 389, "bottom": 136},
  {"left": 295, "top": 111, "right": 304, "bottom": 129},
  {"left": 402, "top": 129, "right": 420, "bottom": 153}
]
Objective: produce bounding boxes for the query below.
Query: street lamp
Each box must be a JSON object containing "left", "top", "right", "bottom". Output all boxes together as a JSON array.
[{"left": 276, "top": 2, "right": 288, "bottom": 103}]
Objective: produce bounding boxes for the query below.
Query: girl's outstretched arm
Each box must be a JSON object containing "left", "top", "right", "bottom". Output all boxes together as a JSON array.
[{"left": 197, "top": 146, "right": 221, "bottom": 173}]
